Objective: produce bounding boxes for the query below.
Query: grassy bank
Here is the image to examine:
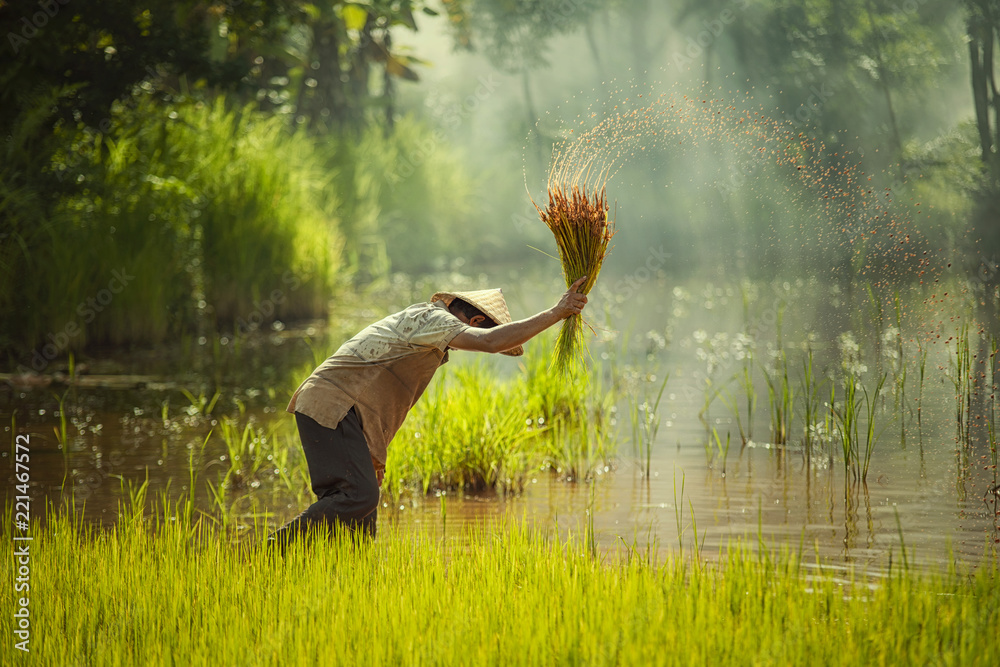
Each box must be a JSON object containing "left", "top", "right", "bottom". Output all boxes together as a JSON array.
[
  {"left": 2, "top": 96, "right": 342, "bottom": 360},
  {"left": 5, "top": 500, "right": 997, "bottom": 666}
]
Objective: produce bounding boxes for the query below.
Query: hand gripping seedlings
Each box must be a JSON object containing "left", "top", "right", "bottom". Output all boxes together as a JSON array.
[{"left": 535, "top": 168, "right": 615, "bottom": 372}]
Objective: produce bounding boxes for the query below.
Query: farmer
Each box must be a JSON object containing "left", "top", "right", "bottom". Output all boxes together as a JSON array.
[{"left": 268, "top": 276, "right": 588, "bottom": 546}]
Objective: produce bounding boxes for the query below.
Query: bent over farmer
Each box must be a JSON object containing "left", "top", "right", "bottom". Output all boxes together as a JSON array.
[{"left": 269, "top": 277, "right": 588, "bottom": 545}]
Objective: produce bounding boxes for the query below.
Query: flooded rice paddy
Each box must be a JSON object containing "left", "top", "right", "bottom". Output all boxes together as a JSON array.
[{"left": 3, "top": 275, "right": 998, "bottom": 573}]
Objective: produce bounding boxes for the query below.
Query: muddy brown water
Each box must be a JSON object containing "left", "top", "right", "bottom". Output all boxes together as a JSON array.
[{"left": 3, "top": 279, "right": 998, "bottom": 573}]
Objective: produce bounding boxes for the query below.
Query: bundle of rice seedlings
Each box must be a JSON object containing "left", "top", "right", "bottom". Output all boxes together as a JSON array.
[{"left": 536, "top": 182, "right": 615, "bottom": 372}]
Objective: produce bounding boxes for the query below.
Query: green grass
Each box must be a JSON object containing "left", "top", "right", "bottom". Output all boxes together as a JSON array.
[
  {"left": 832, "top": 371, "right": 888, "bottom": 484},
  {"left": 762, "top": 351, "right": 794, "bottom": 447},
  {"left": 799, "top": 346, "right": 826, "bottom": 463},
  {"left": 339, "top": 115, "right": 478, "bottom": 276},
  {"left": 384, "top": 340, "right": 614, "bottom": 497},
  {"left": 627, "top": 371, "right": 669, "bottom": 477},
  {"left": 949, "top": 322, "right": 973, "bottom": 446},
  {"left": 3, "top": 95, "right": 343, "bottom": 358},
  {"left": 6, "top": 499, "right": 998, "bottom": 666}
]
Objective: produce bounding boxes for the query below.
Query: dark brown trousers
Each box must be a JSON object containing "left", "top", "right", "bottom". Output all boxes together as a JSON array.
[{"left": 269, "top": 408, "right": 379, "bottom": 545}]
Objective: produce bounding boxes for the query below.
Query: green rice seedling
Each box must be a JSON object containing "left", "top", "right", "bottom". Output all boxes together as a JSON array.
[
  {"left": 673, "top": 468, "right": 686, "bottom": 555},
  {"left": 896, "top": 358, "right": 908, "bottom": 449},
  {"left": 183, "top": 434, "right": 206, "bottom": 527},
  {"left": 702, "top": 436, "right": 715, "bottom": 467},
  {"left": 585, "top": 476, "right": 598, "bottom": 559},
  {"left": 889, "top": 292, "right": 908, "bottom": 446},
  {"left": 892, "top": 506, "right": 911, "bottom": 574},
  {"left": 949, "top": 322, "right": 972, "bottom": 446},
  {"left": 518, "top": 339, "right": 596, "bottom": 428},
  {"left": 527, "top": 373, "right": 613, "bottom": 484},
  {"left": 738, "top": 362, "right": 756, "bottom": 446},
  {"left": 305, "top": 334, "right": 334, "bottom": 372},
  {"left": 117, "top": 472, "right": 150, "bottom": 529},
  {"left": 205, "top": 480, "right": 235, "bottom": 533},
  {"left": 439, "top": 492, "right": 447, "bottom": 532},
  {"left": 672, "top": 468, "right": 703, "bottom": 561},
  {"left": 216, "top": 417, "right": 283, "bottom": 493},
  {"left": 160, "top": 431, "right": 212, "bottom": 533},
  {"left": 627, "top": 371, "right": 669, "bottom": 477},
  {"left": 179, "top": 386, "right": 222, "bottom": 417},
  {"left": 52, "top": 389, "right": 69, "bottom": 451},
  {"left": 617, "top": 532, "right": 658, "bottom": 568},
  {"left": 548, "top": 415, "right": 594, "bottom": 482},
  {"left": 917, "top": 336, "right": 928, "bottom": 428},
  {"left": 710, "top": 428, "right": 732, "bottom": 476},
  {"left": 387, "top": 363, "right": 539, "bottom": 497},
  {"left": 718, "top": 364, "right": 755, "bottom": 450},
  {"left": 762, "top": 351, "right": 793, "bottom": 447},
  {"left": 799, "top": 346, "right": 827, "bottom": 464},
  {"left": 825, "top": 381, "right": 837, "bottom": 466},
  {"left": 7, "top": 494, "right": 1000, "bottom": 666},
  {"left": 535, "top": 184, "right": 615, "bottom": 372},
  {"left": 385, "top": 342, "right": 615, "bottom": 498},
  {"left": 267, "top": 428, "right": 301, "bottom": 495},
  {"left": 583, "top": 411, "right": 616, "bottom": 480},
  {"left": 218, "top": 417, "right": 253, "bottom": 488},
  {"left": 833, "top": 373, "right": 861, "bottom": 482},
  {"left": 832, "top": 372, "right": 887, "bottom": 484},
  {"left": 860, "top": 374, "right": 888, "bottom": 483},
  {"left": 762, "top": 305, "right": 792, "bottom": 449},
  {"left": 697, "top": 377, "right": 725, "bottom": 435},
  {"left": 689, "top": 497, "right": 705, "bottom": 565}
]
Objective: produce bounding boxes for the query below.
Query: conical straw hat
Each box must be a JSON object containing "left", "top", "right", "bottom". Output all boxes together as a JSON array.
[{"left": 430, "top": 288, "right": 523, "bottom": 357}]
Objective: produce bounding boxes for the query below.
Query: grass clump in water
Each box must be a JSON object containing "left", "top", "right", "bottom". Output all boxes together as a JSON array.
[{"left": 385, "top": 337, "right": 614, "bottom": 497}]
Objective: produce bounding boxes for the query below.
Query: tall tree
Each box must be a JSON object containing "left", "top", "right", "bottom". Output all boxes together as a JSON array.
[
  {"left": 287, "top": 1, "right": 432, "bottom": 132},
  {"left": 967, "top": 0, "right": 1000, "bottom": 174},
  {"left": 439, "top": 0, "right": 608, "bottom": 165},
  {"left": 966, "top": 0, "right": 1000, "bottom": 306},
  {"left": 715, "top": 0, "right": 954, "bottom": 173}
]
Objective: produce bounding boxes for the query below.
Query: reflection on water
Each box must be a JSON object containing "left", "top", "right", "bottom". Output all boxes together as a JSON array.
[
  {"left": 384, "top": 392, "right": 998, "bottom": 573},
  {"left": 3, "top": 276, "right": 998, "bottom": 573}
]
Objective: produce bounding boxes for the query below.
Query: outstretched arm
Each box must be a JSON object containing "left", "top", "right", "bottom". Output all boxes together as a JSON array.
[{"left": 448, "top": 276, "right": 589, "bottom": 354}]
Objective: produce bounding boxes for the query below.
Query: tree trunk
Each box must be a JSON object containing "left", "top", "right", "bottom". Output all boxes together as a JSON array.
[
  {"left": 987, "top": 23, "right": 1000, "bottom": 173},
  {"left": 306, "top": 16, "right": 349, "bottom": 130},
  {"left": 522, "top": 70, "right": 545, "bottom": 171},
  {"left": 584, "top": 19, "right": 604, "bottom": 79},
  {"left": 629, "top": 0, "right": 650, "bottom": 86},
  {"left": 383, "top": 30, "right": 395, "bottom": 133},
  {"left": 865, "top": 0, "right": 903, "bottom": 177},
  {"left": 966, "top": 3, "right": 1000, "bottom": 313},
  {"left": 968, "top": 1, "right": 998, "bottom": 170},
  {"left": 971, "top": 26, "right": 993, "bottom": 162}
]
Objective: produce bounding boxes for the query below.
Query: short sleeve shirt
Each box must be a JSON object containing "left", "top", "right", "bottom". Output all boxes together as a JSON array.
[{"left": 286, "top": 302, "right": 468, "bottom": 467}]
